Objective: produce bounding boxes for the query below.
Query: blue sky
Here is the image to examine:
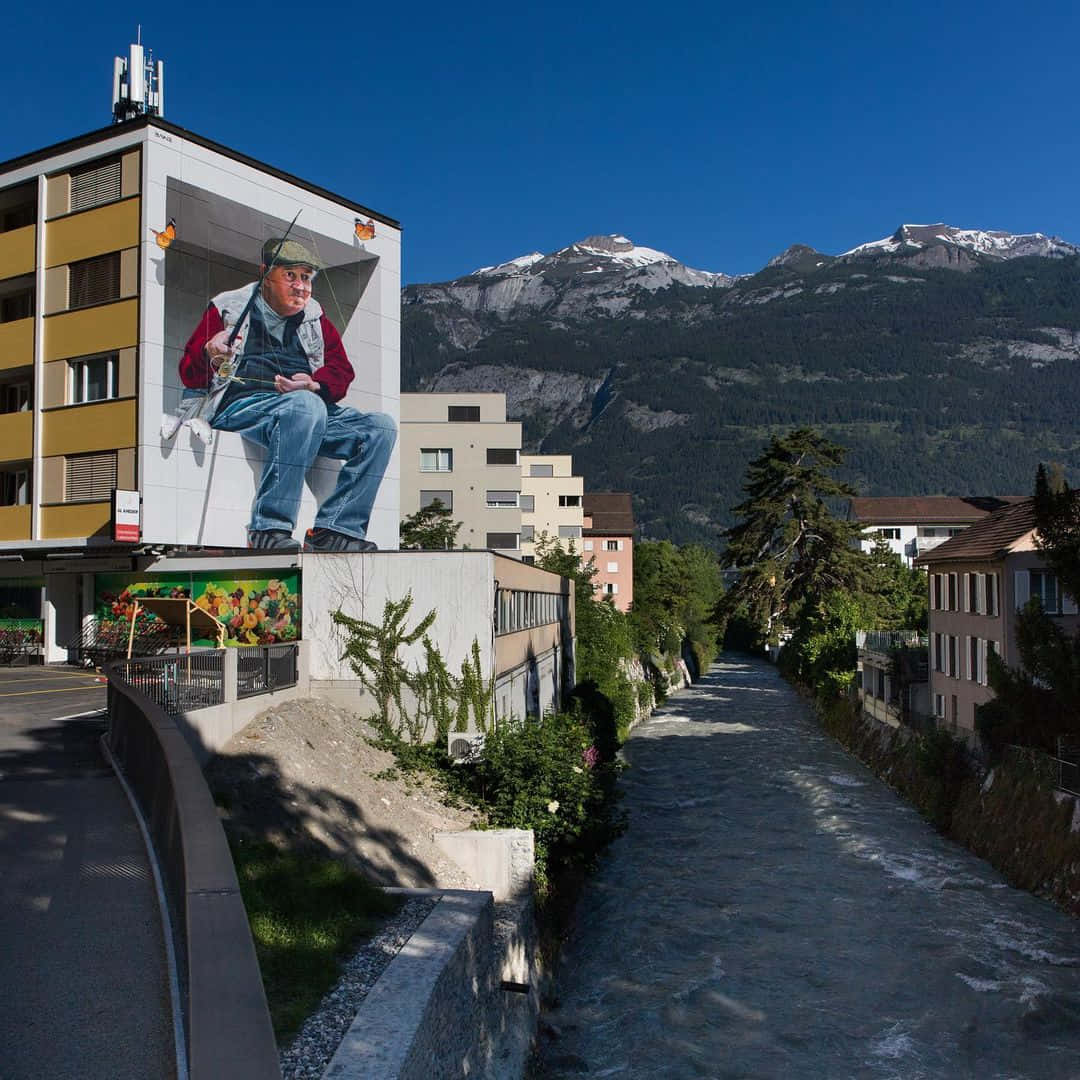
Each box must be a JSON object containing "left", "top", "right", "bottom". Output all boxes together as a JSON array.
[{"left": 5, "top": 2, "right": 1079, "bottom": 284}]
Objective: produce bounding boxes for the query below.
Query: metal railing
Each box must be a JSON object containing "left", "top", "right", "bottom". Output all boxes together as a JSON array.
[
  {"left": 856, "top": 629, "right": 928, "bottom": 652},
  {"left": 237, "top": 644, "right": 299, "bottom": 699},
  {"left": 113, "top": 652, "right": 226, "bottom": 715}
]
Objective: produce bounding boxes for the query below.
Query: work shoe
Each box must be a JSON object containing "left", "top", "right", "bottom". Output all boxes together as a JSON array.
[
  {"left": 247, "top": 529, "right": 300, "bottom": 552},
  {"left": 303, "top": 528, "right": 378, "bottom": 553}
]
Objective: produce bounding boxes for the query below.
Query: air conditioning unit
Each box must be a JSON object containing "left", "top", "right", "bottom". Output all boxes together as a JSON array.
[{"left": 447, "top": 731, "right": 485, "bottom": 764}]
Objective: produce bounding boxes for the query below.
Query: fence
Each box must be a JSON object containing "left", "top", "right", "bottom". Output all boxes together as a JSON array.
[
  {"left": 116, "top": 644, "right": 299, "bottom": 715},
  {"left": 856, "top": 629, "right": 928, "bottom": 652},
  {"left": 237, "top": 643, "right": 299, "bottom": 699},
  {"left": 1004, "top": 743, "right": 1080, "bottom": 798}
]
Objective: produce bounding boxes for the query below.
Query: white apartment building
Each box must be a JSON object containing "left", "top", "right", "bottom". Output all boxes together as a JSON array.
[
  {"left": 399, "top": 393, "right": 523, "bottom": 555},
  {"left": 520, "top": 454, "right": 584, "bottom": 563}
]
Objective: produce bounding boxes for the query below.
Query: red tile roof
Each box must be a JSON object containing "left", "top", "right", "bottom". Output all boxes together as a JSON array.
[
  {"left": 848, "top": 495, "right": 1026, "bottom": 525},
  {"left": 583, "top": 492, "right": 635, "bottom": 536},
  {"left": 915, "top": 498, "right": 1038, "bottom": 565}
]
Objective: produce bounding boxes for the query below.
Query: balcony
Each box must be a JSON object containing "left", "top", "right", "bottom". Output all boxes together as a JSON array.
[
  {"left": 0, "top": 503, "right": 30, "bottom": 541},
  {"left": 0, "top": 412, "right": 32, "bottom": 463},
  {"left": 0, "top": 225, "right": 35, "bottom": 280},
  {"left": 0, "top": 318, "right": 34, "bottom": 371}
]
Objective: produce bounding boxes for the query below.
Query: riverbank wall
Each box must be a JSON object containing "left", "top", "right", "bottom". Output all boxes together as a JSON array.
[{"left": 818, "top": 697, "right": 1080, "bottom": 919}]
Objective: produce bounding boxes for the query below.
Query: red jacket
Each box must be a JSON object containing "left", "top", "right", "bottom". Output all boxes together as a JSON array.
[{"left": 180, "top": 296, "right": 354, "bottom": 404}]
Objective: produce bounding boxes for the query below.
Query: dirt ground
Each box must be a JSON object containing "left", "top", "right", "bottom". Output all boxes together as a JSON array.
[{"left": 205, "top": 698, "right": 482, "bottom": 889}]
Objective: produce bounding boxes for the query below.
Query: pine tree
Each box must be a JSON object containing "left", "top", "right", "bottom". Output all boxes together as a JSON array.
[{"left": 722, "top": 427, "right": 867, "bottom": 641}]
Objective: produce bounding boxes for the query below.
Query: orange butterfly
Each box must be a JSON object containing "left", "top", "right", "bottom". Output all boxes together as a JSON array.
[
  {"left": 355, "top": 218, "right": 375, "bottom": 241},
  {"left": 151, "top": 218, "right": 176, "bottom": 249}
]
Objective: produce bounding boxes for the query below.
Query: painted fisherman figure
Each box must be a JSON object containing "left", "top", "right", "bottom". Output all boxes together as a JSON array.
[{"left": 179, "top": 237, "right": 396, "bottom": 553}]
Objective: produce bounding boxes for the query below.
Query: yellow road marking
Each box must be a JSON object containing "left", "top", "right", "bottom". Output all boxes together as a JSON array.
[
  {"left": 0, "top": 672, "right": 105, "bottom": 685},
  {"left": 0, "top": 685, "right": 107, "bottom": 699}
]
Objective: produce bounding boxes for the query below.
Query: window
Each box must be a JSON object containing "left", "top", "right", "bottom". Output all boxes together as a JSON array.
[
  {"left": 519, "top": 495, "right": 535, "bottom": 512},
  {"left": 933, "top": 633, "right": 943, "bottom": 673},
  {"left": 521, "top": 524, "right": 535, "bottom": 541},
  {"left": 986, "top": 573, "right": 998, "bottom": 616},
  {"left": 68, "top": 353, "right": 119, "bottom": 404},
  {"left": 605, "top": 539, "right": 621, "bottom": 551},
  {"left": 1, "top": 200, "right": 35, "bottom": 233},
  {"left": 521, "top": 555, "right": 534, "bottom": 565},
  {"left": 0, "top": 467, "right": 29, "bottom": 506},
  {"left": 68, "top": 157, "right": 122, "bottom": 213},
  {"left": 603, "top": 582, "right": 618, "bottom": 595},
  {"left": 876, "top": 527, "right": 901, "bottom": 540},
  {"left": 420, "top": 448, "right": 452, "bottom": 473},
  {"left": 69, "top": 252, "right": 120, "bottom": 309},
  {"left": 486, "top": 489, "right": 519, "bottom": 508},
  {"left": 967, "top": 573, "right": 979, "bottom": 613},
  {"left": 486, "top": 532, "right": 518, "bottom": 549},
  {"left": 486, "top": 448, "right": 518, "bottom": 465},
  {"left": 948, "top": 635, "right": 958, "bottom": 678},
  {"left": 529, "top": 464, "right": 553, "bottom": 477},
  {"left": 947, "top": 573, "right": 958, "bottom": 611},
  {"left": 877, "top": 668, "right": 886, "bottom": 699},
  {"left": 495, "top": 588, "right": 567, "bottom": 635},
  {"left": 64, "top": 451, "right": 117, "bottom": 502},
  {"left": 558, "top": 494, "right": 581, "bottom": 507},
  {"left": 558, "top": 525, "right": 582, "bottom": 539},
  {"left": 969, "top": 637, "right": 980, "bottom": 683},
  {"left": 447, "top": 405, "right": 480, "bottom": 422},
  {"left": 0, "top": 382, "right": 29, "bottom": 414},
  {"left": 0, "top": 282, "right": 33, "bottom": 323},
  {"left": 1029, "top": 570, "right": 1059, "bottom": 614},
  {"left": 420, "top": 490, "right": 453, "bottom": 511},
  {"left": 583, "top": 539, "right": 593, "bottom": 551},
  {"left": 931, "top": 574, "right": 943, "bottom": 610},
  {"left": 606, "top": 561, "right": 619, "bottom": 572}
]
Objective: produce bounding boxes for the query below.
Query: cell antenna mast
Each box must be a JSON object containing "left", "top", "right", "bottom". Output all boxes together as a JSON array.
[{"left": 112, "top": 34, "right": 165, "bottom": 122}]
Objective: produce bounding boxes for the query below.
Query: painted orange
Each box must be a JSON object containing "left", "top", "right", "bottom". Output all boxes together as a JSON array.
[
  {"left": 41, "top": 501, "right": 111, "bottom": 539},
  {"left": 45, "top": 199, "right": 139, "bottom": 267},
  {"left": 0, "top": 318, "right": 33, "bottom": 371},
  {"left": 44, "top": 299, "right": 137, "bottom": 362},
  {"left": 42, "top": 399, "right": 135, "bottom": 457},
  {"left": 0, "top": 225, "right": 35, "bottom": 279},
  {"left": 0, "top": 504, "right": 30, "bottom": 541}
]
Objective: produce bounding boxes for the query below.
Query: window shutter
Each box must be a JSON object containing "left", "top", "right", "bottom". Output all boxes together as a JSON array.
[
  {"left": 1015, "top": 571, "right": 1030, "bottom": 610},
  {"left": 64, "top": 451, "right": 117, "bottom": 501},
  {"left": 963, "top": 574, "right": 970, "bottom": 613},
  {"left": 68, "top": 252, "right": 120, "bottom": 308},
  {"left": 963, "top": 636, "right": 970, "bottom": 680},
  {"left": 617, "top": 539, "right": 624, "bottom": 551},
  {"left": 69, "top": 158, "right": 122, "bottom": 212},
  {"left": 979, "top": 639, "right": 987, "bottom": 686}
]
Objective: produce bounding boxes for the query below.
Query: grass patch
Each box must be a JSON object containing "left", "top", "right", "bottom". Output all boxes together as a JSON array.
[{"left": 230, "top": 839, "right": 403, "bottom": 1043}]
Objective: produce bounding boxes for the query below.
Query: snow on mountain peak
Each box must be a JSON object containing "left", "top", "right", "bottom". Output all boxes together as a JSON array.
[
  {"left": 473, "top": 252, "right": 545, "bottom": 277},
  {"left": 843, "top": 223, "right": 1079, "bottom": 260}
]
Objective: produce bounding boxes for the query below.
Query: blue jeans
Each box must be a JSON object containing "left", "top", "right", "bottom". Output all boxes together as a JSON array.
[{"left": 213, "top": 391, "right": 396, "bottom": 538}]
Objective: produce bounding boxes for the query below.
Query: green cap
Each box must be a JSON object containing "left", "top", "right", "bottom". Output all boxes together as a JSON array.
[{"left": 261, "top": 237, "right": 323, "bottom": 271}]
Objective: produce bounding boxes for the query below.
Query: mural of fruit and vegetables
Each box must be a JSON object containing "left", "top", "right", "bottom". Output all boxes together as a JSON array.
[{"left": 94, "top": 572, "right": 301, "bottom": 646}]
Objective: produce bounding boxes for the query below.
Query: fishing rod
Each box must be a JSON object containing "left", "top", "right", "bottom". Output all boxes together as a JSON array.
[{"left": 216, "top": 210, "right": 302, "bottom": 379}]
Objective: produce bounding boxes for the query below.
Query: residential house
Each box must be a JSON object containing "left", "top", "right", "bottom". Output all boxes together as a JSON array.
[
  {"left": 520, "top": 454, "right": 584, "bottom": 563},
  {"left": 849, "top": 496, "right": 1025, "bottom": 566},
  {"left": 916, "top": 498, "right": 1080, "bottom": 738},
  {"left": 582, "top": 491, "right": 634, "bottom": 611},
  {"left": 399, "top": 393, "right": 522, "bottom": 555}
]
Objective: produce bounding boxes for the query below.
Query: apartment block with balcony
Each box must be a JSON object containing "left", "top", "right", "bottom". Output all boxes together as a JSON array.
[
  {"left": 917, "top": 498, "right": 1080, "bottom": 738},
  {"left": 519, "top": 454, "right": 584, "bottom": 563},
  {"left": 848, "top": 496, "right": 1026, "bottom": 566},
  {"left": 399, "top": 393, "right": 523, "bottom": 554},
  {"left": 582, "top": 491, "right": 635, "bottom": 611}
]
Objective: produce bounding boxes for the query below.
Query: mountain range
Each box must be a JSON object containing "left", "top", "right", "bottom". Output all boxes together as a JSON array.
[{"left": 402, "top": 225, "right": 1080, "bottom": 546}]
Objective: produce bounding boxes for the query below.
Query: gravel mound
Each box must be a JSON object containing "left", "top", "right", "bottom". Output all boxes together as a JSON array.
[{"left": 206, "top": 697, "right": 481, "bottom": 889}]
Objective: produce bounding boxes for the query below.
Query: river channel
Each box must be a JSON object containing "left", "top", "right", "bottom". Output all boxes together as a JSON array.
[{"left": 534, "top": 656, "right": 1080, "bottom": 1079}]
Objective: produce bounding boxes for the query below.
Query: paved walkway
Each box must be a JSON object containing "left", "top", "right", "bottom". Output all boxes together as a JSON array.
[{"left": 0, "top": 667, "right": 175, "bottom": 1079}]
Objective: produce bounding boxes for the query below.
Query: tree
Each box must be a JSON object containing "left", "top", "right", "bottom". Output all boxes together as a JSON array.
[
  {"left": 399, "top": 499, "right": 462, "bottom": 550},
  {"left": 722, "top": 427, "right": 868, "bottom": 642},
  {"left": 331, "top": 593, "right": 436, "bottom": 737},
  {"left": 1034, "top": 463, "right": 1080, "bottom": 602}
]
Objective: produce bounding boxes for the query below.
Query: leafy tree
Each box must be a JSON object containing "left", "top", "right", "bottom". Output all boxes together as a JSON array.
[
  {"left": 399, "top": 499, "right": 462, "bottom": 550},
  {"left": 722, "top": 427, "right": 868, "bottom": 642},
  {"left": 865, "top": 538, "right": 928, "bottom": 632},
  {"left": 1034, "top": 463, "right": 1080, "bottom": 602},
  {"left": 779, "top": 588, "right": 874, "bottom": 698},
  {"left": 534, "top": 534, "right": 637, "bottom": 736}
]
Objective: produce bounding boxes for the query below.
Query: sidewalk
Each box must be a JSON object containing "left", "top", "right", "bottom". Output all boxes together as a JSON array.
[{"left": 0, "top": 668, "right": 175, "bottom": 1080}]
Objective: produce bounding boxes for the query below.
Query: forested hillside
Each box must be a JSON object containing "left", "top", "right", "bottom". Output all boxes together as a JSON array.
[{"left": 403, "top": 239, "right": 1080, "bottom": 547}]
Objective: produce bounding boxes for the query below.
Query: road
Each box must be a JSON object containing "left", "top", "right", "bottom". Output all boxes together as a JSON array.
[{"left": 0, "top": 666, "right": 175, "bottom": 1079}]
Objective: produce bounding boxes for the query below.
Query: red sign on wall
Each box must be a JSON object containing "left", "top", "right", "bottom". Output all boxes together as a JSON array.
[{"left": 113, "top": 489, "right": 141, "bottom": 543}]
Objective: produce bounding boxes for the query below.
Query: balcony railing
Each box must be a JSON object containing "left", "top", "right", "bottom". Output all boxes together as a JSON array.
[{"left": 856, "top": 630, "right": 928, "bottom": 652}]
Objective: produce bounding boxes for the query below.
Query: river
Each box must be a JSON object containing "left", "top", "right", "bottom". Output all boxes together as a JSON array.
[{"left": 534, "top": 657, "right": 1080, "bottom": 1079}]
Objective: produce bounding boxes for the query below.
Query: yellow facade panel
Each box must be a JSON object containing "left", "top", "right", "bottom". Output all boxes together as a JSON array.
[
  {"left": 44, "top": 299, "right": 137, "bottom": 362},
  {"left": 42, "top": 399, "right": 135, "bottom": 457},
  {"left": 45, "top": 199, "right": 140, "bottom": 267},
  {"left": 0, "top": 504, "right": 31, "bottom": 541},
  {"left": 0, "top": 225, "right": 35, "bottom": 280},
  {"left": 41, "top": 501, "right": 110, "bottom": 539},
  {"left": 0, "top": 317, "right": 34, "bottom": 371},
  {"left": 0, "top": 412, "right": 32, "bottom": 463}
]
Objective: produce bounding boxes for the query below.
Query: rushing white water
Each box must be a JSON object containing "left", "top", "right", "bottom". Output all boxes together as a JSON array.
[{"left": 535, "top": 658, "right": 1080, "bottom": 1079}]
